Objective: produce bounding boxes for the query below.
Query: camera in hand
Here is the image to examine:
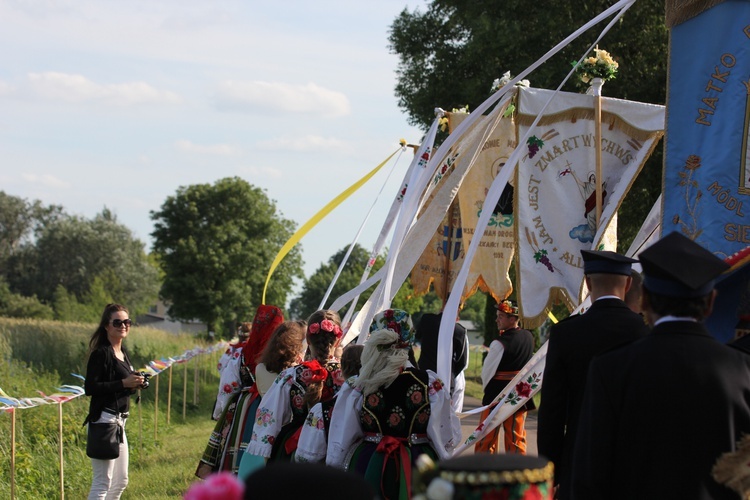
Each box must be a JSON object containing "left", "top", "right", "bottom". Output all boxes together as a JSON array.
[{"left": 139, "top": 371, "right": 151, "bottom": 389}]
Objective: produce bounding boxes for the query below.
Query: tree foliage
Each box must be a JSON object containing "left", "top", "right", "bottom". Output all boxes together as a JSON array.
[
  {"left": 151, "top": 177, "right": 302, "bottom": 335},
  {"left": 0, "top": 278, "right": 54, "bottom": 320},
  {"left": 388, "top": 0, "right": 668, "bottom": 249},
  {"left": 290, "top": 244, "right": 425, "bottom": 321},
  {"left": 0, "top": 191, "right": 63, "bottom": 269},
  {"left": 8, "top": 208, "right": 159, "bottom": 321}
]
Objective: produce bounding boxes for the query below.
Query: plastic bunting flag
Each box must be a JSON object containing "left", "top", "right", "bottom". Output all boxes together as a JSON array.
[{"left": 0, "top": 341, "right": 227, "bottom": 412}]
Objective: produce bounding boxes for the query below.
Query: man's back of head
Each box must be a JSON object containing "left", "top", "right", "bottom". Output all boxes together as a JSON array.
[
  {"left": 638, "top": 232, "right": 730, "bottom": 323},
  {"left": 581, "top": 250, "right": 638, "bottom": 301}
]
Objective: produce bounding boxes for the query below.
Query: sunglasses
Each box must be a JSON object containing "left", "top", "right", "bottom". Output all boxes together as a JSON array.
[{"left": 111, "top": 319, "right": 133, "bottom": 328}]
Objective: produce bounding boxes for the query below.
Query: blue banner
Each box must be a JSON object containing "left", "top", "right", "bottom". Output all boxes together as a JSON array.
[{"left": 664, "top": 1, "right": 750, "bottom": 258}]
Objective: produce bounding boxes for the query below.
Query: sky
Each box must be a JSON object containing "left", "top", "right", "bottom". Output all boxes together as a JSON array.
[{"left": 0, "top": 0, "right": 427, "bottom": 292}]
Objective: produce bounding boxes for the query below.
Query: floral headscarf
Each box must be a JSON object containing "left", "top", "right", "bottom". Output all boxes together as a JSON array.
[
  {"left": 242, "top": 304, "right": 284, "bottom": 370},
  {"left": 369, "top": 309, "right": 415, "bottom": 349},
  {"left": 496, "top": 300, "right": 519, "bottom": 316}
]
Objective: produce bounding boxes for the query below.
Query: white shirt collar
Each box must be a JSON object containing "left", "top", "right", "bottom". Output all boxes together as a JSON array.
[
  {"left": 594, "top": 295, "right": 621, "bottom": 302},
  {"left": 654, "top": 315, "right": 698, "bottom": 326}
]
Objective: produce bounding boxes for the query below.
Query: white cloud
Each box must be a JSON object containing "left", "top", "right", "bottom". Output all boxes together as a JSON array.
[
  {"left": 237, "top": 165, "right": 283, "bottom": 179},
  {"left": 175, "top": 139, "right": 240, "bottom": 156},
  {"left": 21, "top": 173, "right": 71, "bottom": 189},
  {"left": 0, "top": 80, "right": 15, "bottom": 97},
  {"left": 215, "top": 81, "right": 350, "bottom": 117},
  {"left": 256, "top": 135, "right": 347, "bottom": 153},
  {"left": 25, "top": 72, "right": 181, "bottom": 106}
]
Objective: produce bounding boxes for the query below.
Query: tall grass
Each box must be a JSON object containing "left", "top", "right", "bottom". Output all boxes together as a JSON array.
[
  {"left": 0, "top": 317, "right": 206, "bottom": 379},
  {"left": 0, "top": 318, "right": 221, "bottom": 499}
]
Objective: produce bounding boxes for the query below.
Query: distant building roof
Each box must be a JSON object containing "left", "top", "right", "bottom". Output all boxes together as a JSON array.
[{"left": 458, "top": 320, "right": 478, "bottom": 332}]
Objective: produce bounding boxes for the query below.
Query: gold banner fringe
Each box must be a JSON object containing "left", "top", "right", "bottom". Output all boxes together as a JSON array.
[
  {"left": 516, "top": 108, "right": 659, "bottom": 143},
  {"left": 665, "top": 0, "right": 726, "bottom": 27}
]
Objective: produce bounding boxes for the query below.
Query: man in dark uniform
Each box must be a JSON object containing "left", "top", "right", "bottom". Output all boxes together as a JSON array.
[
  {"left": 475, "top": 300, "right": 534, "bottom": 454},
  {"left": 571, "top": 232, "right": 750, "bottom": 499},
  {"left": 416, "top": 311, "right": 469, "bottom": 411},
  {"left": 537, "top": 249, "right": 648, "bottom": 500}
]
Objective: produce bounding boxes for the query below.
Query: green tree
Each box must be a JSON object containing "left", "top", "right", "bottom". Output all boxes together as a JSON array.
[
  {"left": 0, "top": 191, "right": 64, "bottom": 269},
  {"left": 7, "top": 208, "right": 159, "bottom": 316},
  {"left": 151, "top": 177, "right": 302, "bottom": 335},
  {"left": 460, "top": 290, "right": 488, "bottom": 334},
  {"left": 52, "top": 277, "right": 115, "bottom": 323},
  {"left": 290, "top": 244, "right": 425, "bottom": 321},
  {"left": 388, "top": 0, "right": 668, "bottom": 249},
  {"left": 0, "top": 278, "right": 54, "bottom": 319}
]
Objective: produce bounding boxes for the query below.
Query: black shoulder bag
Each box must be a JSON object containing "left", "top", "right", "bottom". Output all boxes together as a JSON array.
[{"left": 86, "top": 419, "right": 123, "bottom": 460}]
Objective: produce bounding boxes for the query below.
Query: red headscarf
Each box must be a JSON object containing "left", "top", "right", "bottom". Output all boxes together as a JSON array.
[{"left": 241, "top": 305, "right": 284, "bottom": 372}]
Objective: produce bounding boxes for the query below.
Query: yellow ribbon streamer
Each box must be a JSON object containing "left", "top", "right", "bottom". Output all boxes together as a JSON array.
[{"left": 262, "top": 148, "right": 401, "bottom": 304}]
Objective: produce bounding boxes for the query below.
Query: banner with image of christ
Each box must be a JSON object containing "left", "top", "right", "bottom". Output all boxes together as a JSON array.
[{"left": 515, "top": 87, "right": 664, "bottom": 323}]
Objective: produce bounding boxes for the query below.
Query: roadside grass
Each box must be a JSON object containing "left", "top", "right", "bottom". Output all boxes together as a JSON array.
[
  {"left": 125, "top": 413, "right": 217, "bottom": 499},
  {"left": 464, "top": 348, "right": 486, "bottom": 401},
  {"left": 1, "top": 361, "right": 221, "bottom": 499},
  {"left": 0, "top": 319, "right": 223, "bottom": 500}
]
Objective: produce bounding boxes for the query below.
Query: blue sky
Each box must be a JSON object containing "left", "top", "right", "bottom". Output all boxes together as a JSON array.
[{"left": 0, "top": 0, "right": 426, "bottom": 287}]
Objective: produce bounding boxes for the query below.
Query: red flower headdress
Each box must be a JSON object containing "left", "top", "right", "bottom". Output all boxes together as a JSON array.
[{"left": 308, "top": 319, "right": 343, "bottom": 339}]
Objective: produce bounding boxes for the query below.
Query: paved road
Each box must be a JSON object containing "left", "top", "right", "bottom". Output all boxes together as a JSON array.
[{"left": 458, "top": 396, "right": 538, "bottom": 456}]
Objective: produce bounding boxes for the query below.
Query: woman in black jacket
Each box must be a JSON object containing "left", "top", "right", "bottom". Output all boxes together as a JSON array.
[{"left": 84, "top": 303, "right": 145, "bottom": 500}]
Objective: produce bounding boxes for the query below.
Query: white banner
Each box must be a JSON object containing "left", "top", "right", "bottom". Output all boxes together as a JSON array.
[{"left": 515, "top": 87, "right": 664, "bottom": 323}]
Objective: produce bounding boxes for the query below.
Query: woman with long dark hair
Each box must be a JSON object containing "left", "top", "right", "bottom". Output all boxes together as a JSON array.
[
  {"left": 196, "top": 305, "right": 284, "bottom": 478},
  {"left": 84, "top": 303, "right": 146, "bottom": 500},
  {"left": 247, "top": 310, "right": 346, "bottom": 462}
]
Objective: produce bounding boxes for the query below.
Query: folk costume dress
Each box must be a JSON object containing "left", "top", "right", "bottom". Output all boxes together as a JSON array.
[
  {"left": 196, "top": 305, "right": 283, "bottom": 478},
  {"left": 246, "top": 358, "right": 345, "bottom": 462},
  {"left": 213, "top": 342, "right": 245, "bottom": 421},
  {"left": 295, "top": 376, "right": 356, "bottom": 463},
  {"left": 326, "top": 366, "right": 459, "bottom": 499}
]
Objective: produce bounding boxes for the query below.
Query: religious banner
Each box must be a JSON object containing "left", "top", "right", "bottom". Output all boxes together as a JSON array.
[
  {"left": 409, "top": 112, "right": 492, "bottom": 301},
  {"left": 454, "top": 111, "right": 516, "bottom": 303},
  {"left": 516, "top": 87, "right": 664, "bottom": 324},
  {"left": 663, "top": 1, "right": 750, "bottom": 259}
]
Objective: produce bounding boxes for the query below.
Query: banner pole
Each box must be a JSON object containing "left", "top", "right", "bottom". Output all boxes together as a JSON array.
[
  {"left": 193, "top": 359, "right": 199, "bottom": 405},
  {"left": 183, "top": 362, "right": 187, "bottom": 422},
  {"left": 58, "top": 402, "right": 64, "bottom": 500},
  {"left": 154, "top": 374, "right": 159, "bottom": 442},
  {"left": 10, "top": 408, "right": 16, "bottom": 500},
  {"left": 593, "top": 77, "right": 604, "bottom": 228},
  {"left": 167, "top": 365, "right": 173, "bottom": 426},
  {"left": 138, "top": 389, "right": 143, "bottom": 458}
]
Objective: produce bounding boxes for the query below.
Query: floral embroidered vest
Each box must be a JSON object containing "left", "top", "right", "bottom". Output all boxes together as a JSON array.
[
  {"left": 360, "top": 368, "right": 431, "bottom": 439},
  {"left": 289, "top": 361, "right": 343, "bottom": 422}
]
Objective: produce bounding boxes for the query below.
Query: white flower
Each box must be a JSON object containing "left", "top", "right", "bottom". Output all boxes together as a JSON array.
[
  {"left": 426, "top": 478, "right": 454, "bottom": 500},
  {"left": 491, "top": 71, "right": 530, "bottom": 92},
  {"left": 491, "top": 71, "right": 512, "bottom": 92}
]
